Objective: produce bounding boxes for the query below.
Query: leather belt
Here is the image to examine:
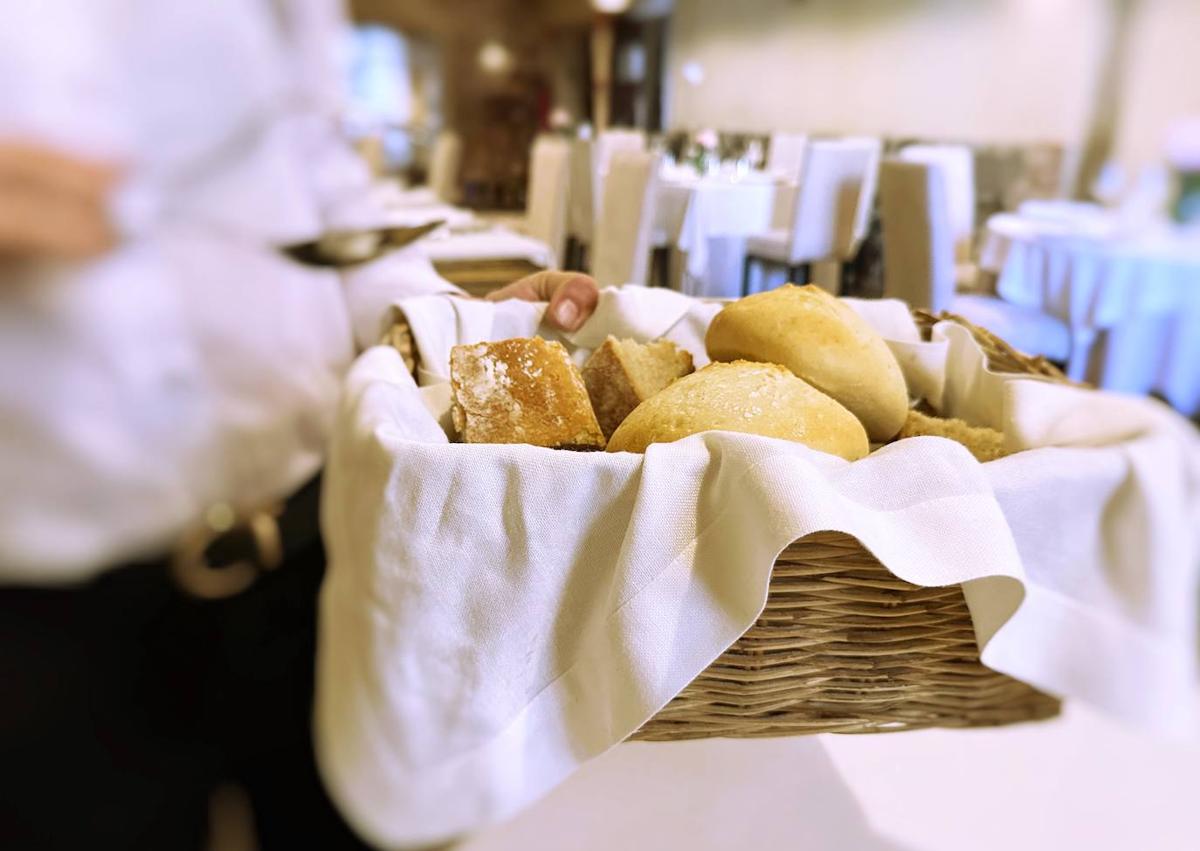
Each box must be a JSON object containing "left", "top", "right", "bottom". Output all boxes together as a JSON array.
[{"left": 169, "top": 475, "right": 322, "bottom": 600}]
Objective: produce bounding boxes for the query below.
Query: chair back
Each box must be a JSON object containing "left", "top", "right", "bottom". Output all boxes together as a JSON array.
[
  {"left": 595, "top": 128, "right": 646, "bottom": 183},
  {"left": 898, "top": 144, "right": 975, "bottom": 260},
  {"left": 524, "top": 135, "right": 571, "bottom": 268},
  {"left": 428, "top": 131, "right": 462, "bottom": 203},
  {"left": 592, "top": 150, "right": 659, "bottom": 287},
  {"left": 843, "top": 136, "right": 883, "bottom": 254},
  {"left": 785, "top": 139, "right": 876, "bottom": 263},
  {"left": 878, "top": 159, "right": 957, "bottom": 312},
  {"left": 567, "top": 138, "right": 596, "bottom": 243},
  {"left": 766, "top": 132, "right": 809, "bottom": 181}
]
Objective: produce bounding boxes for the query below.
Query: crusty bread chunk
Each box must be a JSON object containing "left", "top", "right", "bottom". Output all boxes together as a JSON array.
[
  {"left": 705, "top": 284, "right": 909, "bottom": 443},
  {"left": 607, "top": 360, "right": 868, "bottom": 461},
  {"left": 450, "top": 337, "right": 606, "bottom": 450},
  {"left": 897, "top": 409, "right": 1010, "bottom": 463},
  {"left": 582, "top": 336, "right": 694, "bottom": 439}
]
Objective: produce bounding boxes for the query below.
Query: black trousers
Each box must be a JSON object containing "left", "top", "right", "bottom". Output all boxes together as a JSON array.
[{"left": 0, "top": 537, "right": 370, "bottom": 850}]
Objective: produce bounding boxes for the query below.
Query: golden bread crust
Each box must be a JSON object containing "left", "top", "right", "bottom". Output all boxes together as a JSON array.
[
  {"left": 705, "top": 284, "right": 908, "bottom": 442},
  {"left": 450, "top": 337, "right": 606, "bottom": 449},
  {"left": 607, "top": 360, "right": 868, "bottom": 460}
]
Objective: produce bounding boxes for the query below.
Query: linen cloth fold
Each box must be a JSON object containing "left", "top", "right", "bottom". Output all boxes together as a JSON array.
[{"left": 316, "top": 287, "right": 1200, "bottom": 849}]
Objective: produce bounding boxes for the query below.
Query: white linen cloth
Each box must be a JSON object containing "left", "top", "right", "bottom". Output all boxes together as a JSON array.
[
  {"left": 316, "top": 287, "right": 1200, "bottom": 849},
  {"left": 653, "top": 174, "right": 778, "bottom": 286},
  {"left": 418, "top": 227, "right": 556, "bottom": 269},
  {"left": 981, "top": 210, "right": 1200, "bottom": 414},
  {"left": 0, "top": 0, "right": 458, "bottom": 582},
  {"left": 326, "top": 198, "right": 477, "bottom": 231}
]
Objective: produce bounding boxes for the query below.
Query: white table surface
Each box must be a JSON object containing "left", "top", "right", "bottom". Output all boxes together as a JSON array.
[
  {"left": 982, "top": 205, "right": 1200, "bottom": 414},
  {"left": 381, "top": 203, "right": 479, "bottom": 231},
  {"left": 419, "top": 225, "right": 555, "bottom": 269},
  {"left": 373, "top": 186, "right": 556, "bottom": 269},
  {"left": 653, "top": 172, "right": 782, "bottom": 294},
  {"left": 459, "top": 704, "right": 1198, "bottom": 851}
]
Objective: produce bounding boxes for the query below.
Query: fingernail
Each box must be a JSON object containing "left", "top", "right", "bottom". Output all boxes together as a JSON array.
[{"left": 553, "top": 299, "right": 580, "bottom": 329}]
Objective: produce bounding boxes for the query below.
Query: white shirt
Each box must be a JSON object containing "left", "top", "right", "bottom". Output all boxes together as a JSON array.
[{"left": 0, "top": 0, "right": 455, "bottom": 583}]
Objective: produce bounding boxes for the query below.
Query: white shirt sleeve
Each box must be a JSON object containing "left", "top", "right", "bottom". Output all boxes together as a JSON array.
[
  {"left": 273, "top": 0, "right": 466, "bottom": 350},
  {"left": 341, "top": 248, "right": 463, "bottom": 350}
]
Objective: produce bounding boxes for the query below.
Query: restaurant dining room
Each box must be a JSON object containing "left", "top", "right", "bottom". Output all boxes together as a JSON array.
[{"left": 2, "top": 1, "right": 1199, "bottom": 850}]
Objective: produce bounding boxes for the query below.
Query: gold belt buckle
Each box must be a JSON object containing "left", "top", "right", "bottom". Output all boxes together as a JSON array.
[{"left": 170, "top": 502, "right": 284, "bottom": 599}]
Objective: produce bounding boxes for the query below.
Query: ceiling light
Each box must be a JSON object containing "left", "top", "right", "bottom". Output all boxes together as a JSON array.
[
  {"left": 591, "top": 0, "right": 634, "bottom": 13},
  {"left": 477, "top": 41, "right": 513, "bottom": 75}
]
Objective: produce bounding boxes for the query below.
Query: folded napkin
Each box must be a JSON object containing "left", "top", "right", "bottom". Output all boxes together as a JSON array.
[{"left": 316, "top": 287, "right": 1200, "bottom": 849}]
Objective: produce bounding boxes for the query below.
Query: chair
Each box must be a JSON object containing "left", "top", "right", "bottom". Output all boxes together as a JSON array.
[
  {"left": 766, "top": 132, "right": 809, "bottom": 181},
  {"left": 743, "top": 139, "right": 878, "bottom": 294},
  {"left": 594, "top": 128, "right": 646, "bottom": 179},
  {"left": 845, "top": 136, "right": 884, "bottom": 257},
  {"left": 521, "top": 135, "right": 571, "bottom": 268},
  {"left": 898, "top": 144, "right": 975, "bottom": 262},
  {"left": 427, "top": 130, "right": 462, "bottom": 203},
  {"left": 482, "top": 135, "right": 571, "bottom": 269},
  {"left": 592, "top": 150, "right": 659, "bottom": 287},
  {"left": 878, "top": 159, "right": 1069, "bottom": 361},
  {"left": 565, "top": 138, "right": 596, "bottom": 270},
  {"left": 565, "top": 131, "right": 645, "bottom": 271}
]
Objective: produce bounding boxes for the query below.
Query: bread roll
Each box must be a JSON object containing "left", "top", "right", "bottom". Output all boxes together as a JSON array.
[
  {"left": 705, "top": 284, "right": 908, "bottom": 441},
  {"left": 582, "top": 336, "right": 694, "bottom": 439},
  {"left": 606, "top": 360, "right": 868, "bottom": 460},
  {"left": 450, "top": 338, "right": 606, "bottom": 449},
  {"left": 897, "top": 409, "right": 1010, "bottom": 463}
]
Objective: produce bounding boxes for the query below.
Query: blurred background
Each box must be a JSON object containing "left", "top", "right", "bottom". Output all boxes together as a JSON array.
[
  {"left": 346, "top": 0, "right": 1196, "bottom": 211},
  {"left": 347, "top": 0, "right": 1199, "bottom": 420}
]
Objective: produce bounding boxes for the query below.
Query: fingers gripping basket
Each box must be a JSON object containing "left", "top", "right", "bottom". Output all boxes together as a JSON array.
[{"left": 631, "top": 311, "right": 1064, "bottom": 741}]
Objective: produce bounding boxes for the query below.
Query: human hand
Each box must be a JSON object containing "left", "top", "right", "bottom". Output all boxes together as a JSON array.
[
  {"left": 0, "top": 141, "right": 120, "bottom": 262},
  {"left": 485, "top": 270, "right": 600, "bottom": 332}
]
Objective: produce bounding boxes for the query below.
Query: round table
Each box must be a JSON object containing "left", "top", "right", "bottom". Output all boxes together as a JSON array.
[
  {"left": 652, "top": 170, "right": 782, "bottom": 297},
  {"left": 981, "top": 203, "right": 1200, "bottom": 415}
]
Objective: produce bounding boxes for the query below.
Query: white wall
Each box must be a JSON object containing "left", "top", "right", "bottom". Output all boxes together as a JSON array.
[
  {"left": 666, "top": 0, "right": 1199, "bottom": 171},
  {"left": 1117, "top": 0, "right": 1200, "bottom": 168}
]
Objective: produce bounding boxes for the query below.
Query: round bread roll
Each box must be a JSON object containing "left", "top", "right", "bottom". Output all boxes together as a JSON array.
[
  {"left": 705, "top": 284, "right": 908, "bottom": 441},
  {"left": 606, "top": 360, "right": 869, "bottom": 460}
]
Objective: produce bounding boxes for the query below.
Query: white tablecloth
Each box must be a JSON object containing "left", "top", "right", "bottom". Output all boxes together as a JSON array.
[
  {"left": 982, "top": 207, "right": 1200, "bottom": 414},
  {"left": 653, "top": 174, "right": 780, "bottom": 294},
  {"left": 419, "top": 226, "right": 556, "bottom": 269}
]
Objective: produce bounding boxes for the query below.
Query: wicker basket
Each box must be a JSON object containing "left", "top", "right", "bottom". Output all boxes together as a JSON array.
[
  {"left": 388, "top": 309, "right": 1065, "bottom": 740},
  {"left": 631, "top": 311, "right": 1065, "bottom": 740}
]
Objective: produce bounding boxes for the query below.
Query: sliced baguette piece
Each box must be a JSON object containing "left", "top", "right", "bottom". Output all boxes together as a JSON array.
[
  {"left": 582, "top": 336, "right": 695, "bottom": 439},
  {"left": 450, "top": 337, "right": 606, "bottom": 449},
  {"left": 607, "top": 360, "right": 868, "bottom": 460}
]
